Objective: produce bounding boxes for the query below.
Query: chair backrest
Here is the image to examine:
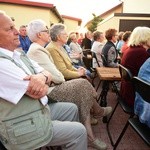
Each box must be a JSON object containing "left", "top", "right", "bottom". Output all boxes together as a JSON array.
[
  {"left": 132, "top": 77, "right": 150, "bottom": 103},
  {"left": 82, "top": 49, "right": 92, "bottom": 71},
  {"left": 82, "top": 49, "right": 91, "bottom": 56},
  {"left": 119, "top": 64, "right": 133, "bottom": 81},
  {"left": 101, "top": 54, "right": 108, "bottom": 67},
  {"left": 0, "top": 141, "right": 7, "bottom": 150},
  {"left": 92, "top": 52, "right": 100, "bottom": 67}
]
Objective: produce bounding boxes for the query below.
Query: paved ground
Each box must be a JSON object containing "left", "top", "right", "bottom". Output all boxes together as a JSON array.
[
  {"left": 88, "top": 77, "right": 149, "bottom": 150},
  {"left": 41, "top": 77, "right": 149, "bottom": 150}
]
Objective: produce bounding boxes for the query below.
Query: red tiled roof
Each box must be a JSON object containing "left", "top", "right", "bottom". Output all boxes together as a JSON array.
[
  {"left": 0, "top": 0, "right": 64, "bottom": 23},
  {"left": 62, "top": 15, "right": 82, "bottom": 21},
  {"left": 62, "top": 15, "right": 82, "bottom": 26},
  {"left": 0, "top": 0, "right": 54, "bottom": 8}
]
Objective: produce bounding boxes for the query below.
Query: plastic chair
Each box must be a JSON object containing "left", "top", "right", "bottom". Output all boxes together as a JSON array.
[
  {"left": 37, "top": 146, "right": 62, "bottom": 150},
  {"left": 90, "top": 52, "right": 102, "bottom": 87},
  {"left": 0, "top": 141, "right": 7, "bottom": 150},
  {"left": 128, "top": 77, "right": 150, "bottom": 146},
  {"left": 106, "top": 64, "right": 134, "bottom": 149},
  {"left": 101, "top": 54, "right": 108, "bottom": 67},
  {"left": 82, "top": 49, "right": 92, "bottom": 71},
  {"left": 132, "top": 77, "right": 150, "bottom": 103},
  {"left": 92, "top": 52, "right": 101, "bottom": 67},
  {"left": 98, "top": 54, "right": 118, "bottom": 94},
  {"left": 82, "top": 50, "right": 100, "bottom": 87},
  {"left": 83, "top": 50, "right": 101, "bottom": 70}
]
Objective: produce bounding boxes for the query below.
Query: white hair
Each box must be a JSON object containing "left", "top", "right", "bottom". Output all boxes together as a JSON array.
[
  {"left": 27, "top": 19, "right": 47, "bottom": 42},
  {"left": 128, "top": 26, "right": 150, "bottom": 46}
]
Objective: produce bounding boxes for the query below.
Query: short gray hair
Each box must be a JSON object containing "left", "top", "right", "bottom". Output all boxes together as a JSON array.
[
  {"left": 128, "top": 26, "right": 150, "bottom": 46},
  {"left": 27, "top": 19, "right": 47, "bottom": 42},
  {"left": 93, "top": 31, "right": 103, "bottom": 41},
  {"left": 50, "top": 23, "right": 66, "bottom": 42}
]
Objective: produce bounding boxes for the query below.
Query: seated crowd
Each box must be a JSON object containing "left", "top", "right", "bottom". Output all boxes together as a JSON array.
[
  {"left": 0, "top": 11, "right": 112, "bottom": 150},
  {"left": 0, "top": 10, "right": 150, "bottom": 150}
]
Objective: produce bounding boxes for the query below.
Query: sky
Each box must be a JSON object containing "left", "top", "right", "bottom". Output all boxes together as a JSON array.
[{"left": 28, "top": 0, "right": 121, "bottom": 26}]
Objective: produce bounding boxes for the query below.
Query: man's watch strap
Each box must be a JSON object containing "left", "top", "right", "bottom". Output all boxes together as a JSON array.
[{"left": 41, "top": 72, "right": 48, "bottom": 83}]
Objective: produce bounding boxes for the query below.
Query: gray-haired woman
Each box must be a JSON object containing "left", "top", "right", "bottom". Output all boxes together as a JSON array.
[{"left": 27, "top": 20, "right": 112, "bottom": 150}]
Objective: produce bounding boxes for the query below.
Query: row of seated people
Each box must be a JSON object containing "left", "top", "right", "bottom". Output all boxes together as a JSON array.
[
  {"left": 118, "top": 27, "right": 150, "bottom": 146},
  {"left": 98, "top": 26, "right": 150, "bottom": 128},
  {"left": 85, "top": 26, "right": 150, "bottom": 131},
  {"left": 82, "top": 27, "right": 150, "bottom": 131},
  {"left": 26, "top": 20, "right": 113, "bottom": 150},
  {"left": 27, "top": 21, "right": 150, "bottom": 146},
  {"left": 0, "top": 11, "right": 112, "bottom": 150},
  {"left": 1, "top": 10, "right": 150, "bottom": 150},
  {"left": 19, "top": 17, "right": 150, "bottom": 135},
  {"left": 27, "top": 20, "right": 150, "bottom": 147},
  {"left": 89, "top": 26, "right": 150, "bottom": 112},
  {"left": 18, "top": 23, "right": 93, "bottom": 55},
  {"left": 90, "top": 26, "right": 150, "bottom": 148}
]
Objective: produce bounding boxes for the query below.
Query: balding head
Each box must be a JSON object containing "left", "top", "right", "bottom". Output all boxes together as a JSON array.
[
  {"left": 0, "top": 11, "right": 20, "bottom": 51},
  {"left": 0, "top": 10, "right": 5, "bottom": 16}
]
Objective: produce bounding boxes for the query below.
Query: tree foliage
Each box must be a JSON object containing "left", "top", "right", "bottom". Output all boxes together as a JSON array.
[{"left": 87, "top": 13, "right": 103, "bottom": 32}]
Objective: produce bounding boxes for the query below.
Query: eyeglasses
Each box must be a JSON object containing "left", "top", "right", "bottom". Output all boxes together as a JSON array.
[
  {"left": 60, "top": 32, "right": 68, "bottom": 36},
  {"left": 40, "top": 29, "right": 49, "bottom": 34}
]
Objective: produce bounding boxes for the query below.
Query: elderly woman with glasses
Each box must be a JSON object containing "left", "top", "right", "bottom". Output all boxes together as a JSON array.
[
  {"left": 46, "top": 23, "right": 89, "bottom": 80},
  {"left": 27, "top": 20, "right": 112, "bottom": 150}
]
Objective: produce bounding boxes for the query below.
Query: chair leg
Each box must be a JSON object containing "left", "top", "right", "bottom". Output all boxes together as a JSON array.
[
  {"left": 35, "top": 146, "right": 56, "bottom": 150},
  {"left": 113, "top": 121, "right": 130, "bottom": 150},
  {"left": 96, "top": 80, "right": 101, "bottom": 92},
  {"left": 106, "top": 101, "right": 119, "bottom": 146},
  {"left": 91, "top": 76, "right": 96, "bottom": 87},
  {"left": 106, "top": 101, "right": 134, "bottom": 149},
  {"left": 111, "top": 82, "right": 120, "bottom": 96},
  {"left": 113, "top": 114, "right": 134, "bottom": 150},
  {"left": 49, "top": 146, "right": 62, "bottom": 150},
  {"left": 35, "top": 148, "right": 42, "bottom": 150}
]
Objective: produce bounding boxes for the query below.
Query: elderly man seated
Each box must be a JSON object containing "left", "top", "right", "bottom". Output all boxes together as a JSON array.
[{"left": 0, "top": 10, "right": 87, "bottom": 150}]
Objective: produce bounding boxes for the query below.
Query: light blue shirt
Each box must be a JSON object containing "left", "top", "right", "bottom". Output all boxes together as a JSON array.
[{"left": 134, "top": 57, "right": 150, "bottom": 127}]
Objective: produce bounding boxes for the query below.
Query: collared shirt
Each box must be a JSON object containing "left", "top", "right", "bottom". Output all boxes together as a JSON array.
[
  {"left": 19, "top": 35, "right": 31, "bottom": 53},
  {"left": 0, "top": 48, "right": 48, "bottom": 105}
]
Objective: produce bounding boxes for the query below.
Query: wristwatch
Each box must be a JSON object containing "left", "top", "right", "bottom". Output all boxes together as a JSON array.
[{"left": 41, "top": 72, "right": 48, "bottom": 84}]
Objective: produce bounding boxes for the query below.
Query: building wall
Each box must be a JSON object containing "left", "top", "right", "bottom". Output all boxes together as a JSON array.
[
  {"left": 122, "top": 0, "right": 150, "bottom": 13},
  {"left": 97, "top": 15, "right": 119, "bottom": 32},
  {"left": 63, "top": 18, "right": 80, "bottom": 33},
  {"left": 84, "top": 3, "right": 122, "bottom": 30},
  {"left": 0, "top": 3, "right": 59, "bottom": 29},
  {"left": 100, "top": 6, "right": 122, "bottom": 20},
  {"left": 97, "top": 15, "right": 150, "bottom": 32}
]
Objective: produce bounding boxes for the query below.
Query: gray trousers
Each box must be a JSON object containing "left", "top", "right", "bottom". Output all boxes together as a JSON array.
[{"left": 46, "top": 102, "right": 87, "bottom": 150}]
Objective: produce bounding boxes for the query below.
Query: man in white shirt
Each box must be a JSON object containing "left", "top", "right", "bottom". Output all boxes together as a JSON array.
[{"left": 0, "top": 10, "right": 87, "bottom": 150}]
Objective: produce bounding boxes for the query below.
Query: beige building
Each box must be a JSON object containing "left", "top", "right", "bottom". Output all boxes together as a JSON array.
[
  {"left": 0, "top": 0, "right": 82, "bottom": 32},
  {"left": 122, "top": 0, "right": 150, "bottom": 14},
  {"left": 62, "top": 15, "right": 82, "bottom": 33},
  {"left": 86, "top": 0, "right": 150, "bottom": 32}
]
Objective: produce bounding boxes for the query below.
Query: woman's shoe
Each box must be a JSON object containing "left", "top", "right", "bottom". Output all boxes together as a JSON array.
[
  {"left": 91, "top": 117, "right": 98, "bottom": 125},
  {"left": 90, "top": 138, "right": 107, "bottom": 150},
  {"left": 93, "top": 106, "right": 112, "bottom": 118},
  {"left": 102, "top": 106, "right": 112, "bottom": 117}
]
